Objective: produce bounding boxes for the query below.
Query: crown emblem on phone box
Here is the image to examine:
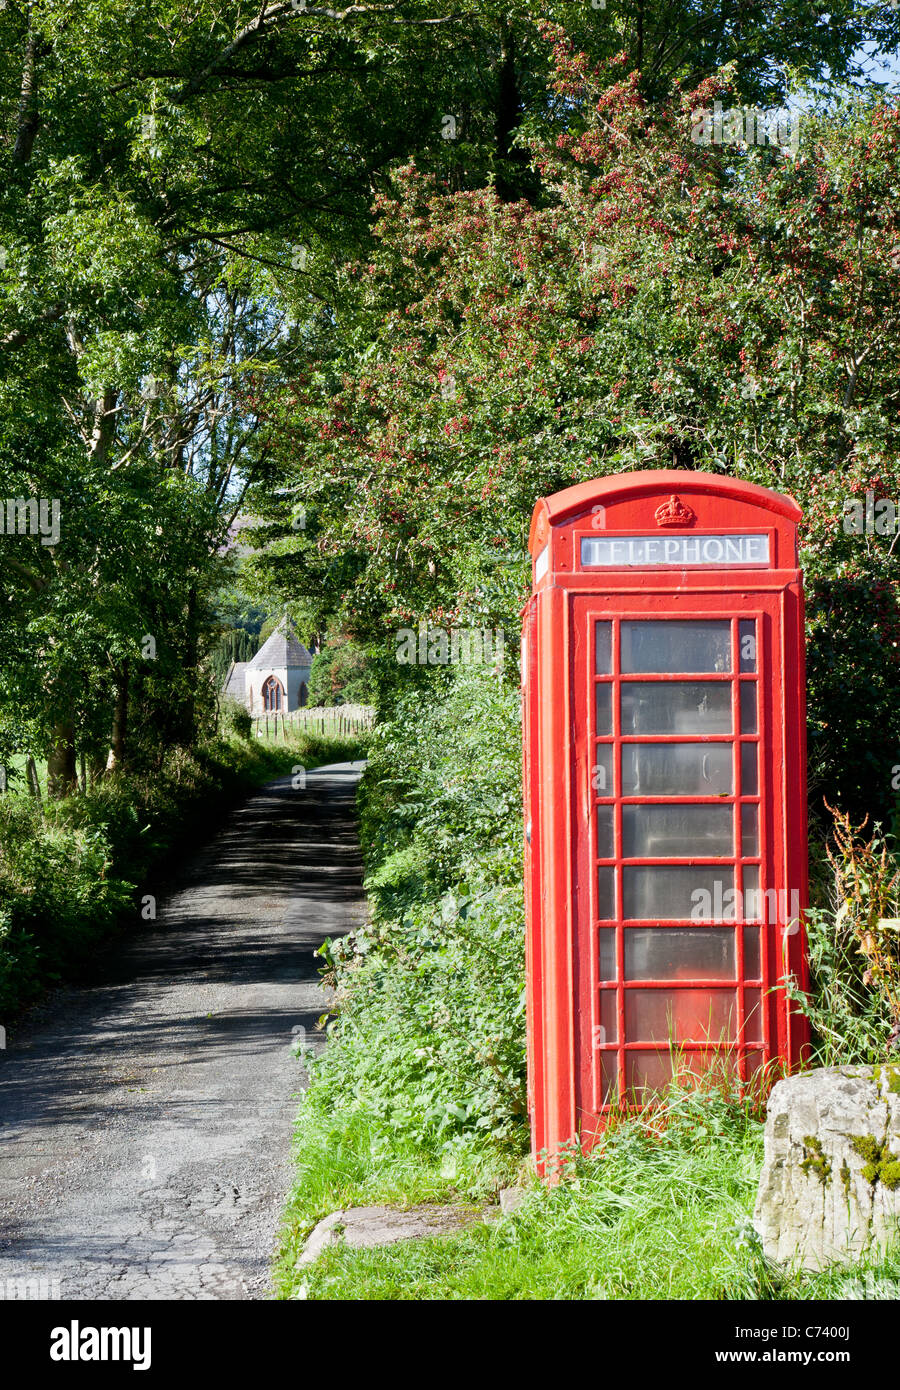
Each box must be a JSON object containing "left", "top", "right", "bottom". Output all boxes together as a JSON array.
[{"left": 655, "top": 494, "right": 696, "bottom": 527}]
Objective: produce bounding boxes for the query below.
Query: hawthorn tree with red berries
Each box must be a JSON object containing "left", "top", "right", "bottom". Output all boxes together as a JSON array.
[{"left": 248, "top": 32, "right": 900, "bottom": 815}]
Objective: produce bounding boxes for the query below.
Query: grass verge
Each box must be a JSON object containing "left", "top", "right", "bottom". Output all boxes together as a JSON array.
[{"left": 274, "top": 1070, "right": 900, "bottom": 1301}]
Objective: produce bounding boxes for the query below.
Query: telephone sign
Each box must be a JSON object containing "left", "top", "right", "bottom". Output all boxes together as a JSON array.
[{"left": 521, "top": 471, "right": 809, "bottom": 1171}]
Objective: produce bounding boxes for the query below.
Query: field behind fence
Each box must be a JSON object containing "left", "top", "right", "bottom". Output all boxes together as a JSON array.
[{"left": 253, "top": 704, "right": 376, "bottom": 742}]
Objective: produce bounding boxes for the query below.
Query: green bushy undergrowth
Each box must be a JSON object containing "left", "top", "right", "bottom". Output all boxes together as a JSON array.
[
  {"left": 0, "top": 729, "right": 367, "bottom": 1018},
  {"left": 789, "top": 807, "right": 900, "bottom": 1065},
  {"left": 295, "top": 663, "right": 528, "bottom": 1171}
]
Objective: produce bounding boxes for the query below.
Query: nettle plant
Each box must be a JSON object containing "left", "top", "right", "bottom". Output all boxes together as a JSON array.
[
  {"left": 790, "top": 803, "right": 900, "bottom": 1065},
  {"left": 828, "top": 804, "right": 900, "bottom": 1040}
]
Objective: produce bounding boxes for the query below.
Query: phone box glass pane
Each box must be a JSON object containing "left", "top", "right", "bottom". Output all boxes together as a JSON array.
[
  {"left": 599, "top": 1052, "right": 619, "bottom": 1105},
  {"left": 742, "top": 865, "right": 761, "bottom": 921},
  {"left": 622, "top": 742, "right": 733, "bottom": 796},
  {"left": 740, "top": 682, "right": 758, "bottom": 734},
  {"left": 744, "top": 988, "right": 764, "bottom": 1044},
  {"left": 623, "top": 865, "right": 735, "bottom": 921},
  {"left": 598, "top": 928, "right": 617, "bottom": 981},
  {"left": 625, "top": 988, "right": 738, "bottom": 1043},
  {"left": 593, "top": 744, "right": 613, "bottom": 796},
  {"left": 621, "top": 620, "right": 732, "bottom": 674},
  {"left": 622, "top": 803, "right": 733, "bottom": 858},
  {"left": 595, "top": 621, "right": 612, "bottom": 675},
  {"left": 625, "top": 1049, "right": 674, "bottom": 1098},
  {"left": 595, "top": 683, "right": 612, "bottom": 736},
  {"left": 624, "top": 1047, "right": 735, "bottom": 1098},
  {"left": 743, "top": 926, "right": 761, "bottom": 980},
  {"left": 624, "top": 927, "right": 736, "bottom": 981},
  {"left": 596, "top": 805, "right": 614, "bottom": 859},
  {"left": 741, "top": 742, "right": 758, "bottom": 795},
  {"left": 597, "top": 867, "right": 615, "bottom": 921},
  {"left": 620, "top": 681, "right": 732, "bottom": 735},
  {"left": 741, "top": 803, "right": 759, "bottom": 857},
  {"left": 739, "top": 620, "right": 757, "bottom": 672},
  {"left": 598, "top": 991, "right": 618, "bottom": 1045}
]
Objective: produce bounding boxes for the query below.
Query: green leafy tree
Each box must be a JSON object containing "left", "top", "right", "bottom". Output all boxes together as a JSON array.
[
  {"left": 2, "top": 1, "right": 897, "bottom": 789},
  {"left": 248, "top": 40, "right": 900, "bottom": 815},
  {"left": 308, "top": 636, "right": 376, "bottom": 706}
]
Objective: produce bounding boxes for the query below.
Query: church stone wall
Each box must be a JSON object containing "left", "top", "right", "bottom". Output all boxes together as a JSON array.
[{"left": 245, "top": 663, "right": 312, "bottom": 714}]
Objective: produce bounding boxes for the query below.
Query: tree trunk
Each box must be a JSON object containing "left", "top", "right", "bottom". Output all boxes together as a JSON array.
[
  {"left": 106, "top": 661, "right": 129, "bottom": 773},
  {"left": 175, "top": 586, "right": 199, "bottom": 744},
  {"left": 47, "top": 719, "right": 77, "bottom": 799},
  {"left": 494, "top": 22, "right": 527, "bottom": 202},
  {"left": 13, "top": 16, "right": 42, "bottom": 165},
  {"left": 26, "top": 756, "right": 42, "bottom": 806}
]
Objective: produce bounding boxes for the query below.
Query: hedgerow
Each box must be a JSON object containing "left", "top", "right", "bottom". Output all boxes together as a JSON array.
[{"left": 299, "top": 662, "right": 529, "bottom": 1162}]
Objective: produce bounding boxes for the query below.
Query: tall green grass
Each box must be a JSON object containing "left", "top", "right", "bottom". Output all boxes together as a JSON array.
[{"left": 275, "top": 1069, "right": 900, "bottom": 1301}]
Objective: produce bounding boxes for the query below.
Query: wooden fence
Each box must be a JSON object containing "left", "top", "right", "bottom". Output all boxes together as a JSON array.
[{"left": 253, "top": 703, "right": 376, "bottom": 741}]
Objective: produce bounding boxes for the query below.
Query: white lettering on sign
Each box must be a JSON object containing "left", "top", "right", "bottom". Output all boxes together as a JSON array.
[{"left": 580, "top": 534, "right": 770, "bottom": 567}]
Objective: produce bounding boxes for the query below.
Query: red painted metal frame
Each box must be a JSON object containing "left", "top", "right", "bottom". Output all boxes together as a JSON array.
[{"left": 522, "top": 472, "right": 809, "bottom": 1174}]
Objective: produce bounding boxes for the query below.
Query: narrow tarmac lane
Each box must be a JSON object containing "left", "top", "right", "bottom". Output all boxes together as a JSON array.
[{"left": 0, "top": 761, "right": 367, "bottom": 1301}]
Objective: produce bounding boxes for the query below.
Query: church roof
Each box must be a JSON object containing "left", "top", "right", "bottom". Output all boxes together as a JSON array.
[
  {"left": 223, "top": 660, "right": 250, "bottom": 699},
  {"left": 248, "top": 620, "right": 312, "bottom": 670}
]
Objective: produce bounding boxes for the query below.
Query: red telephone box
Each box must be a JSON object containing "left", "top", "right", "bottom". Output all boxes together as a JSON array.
[{"left": 522, "top": 471, "right": 809, "bottom": 1169}]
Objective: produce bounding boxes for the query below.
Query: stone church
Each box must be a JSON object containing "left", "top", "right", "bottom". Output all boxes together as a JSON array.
[{"left": 223, "top": 618, "right": 313, "bottom": 714}]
